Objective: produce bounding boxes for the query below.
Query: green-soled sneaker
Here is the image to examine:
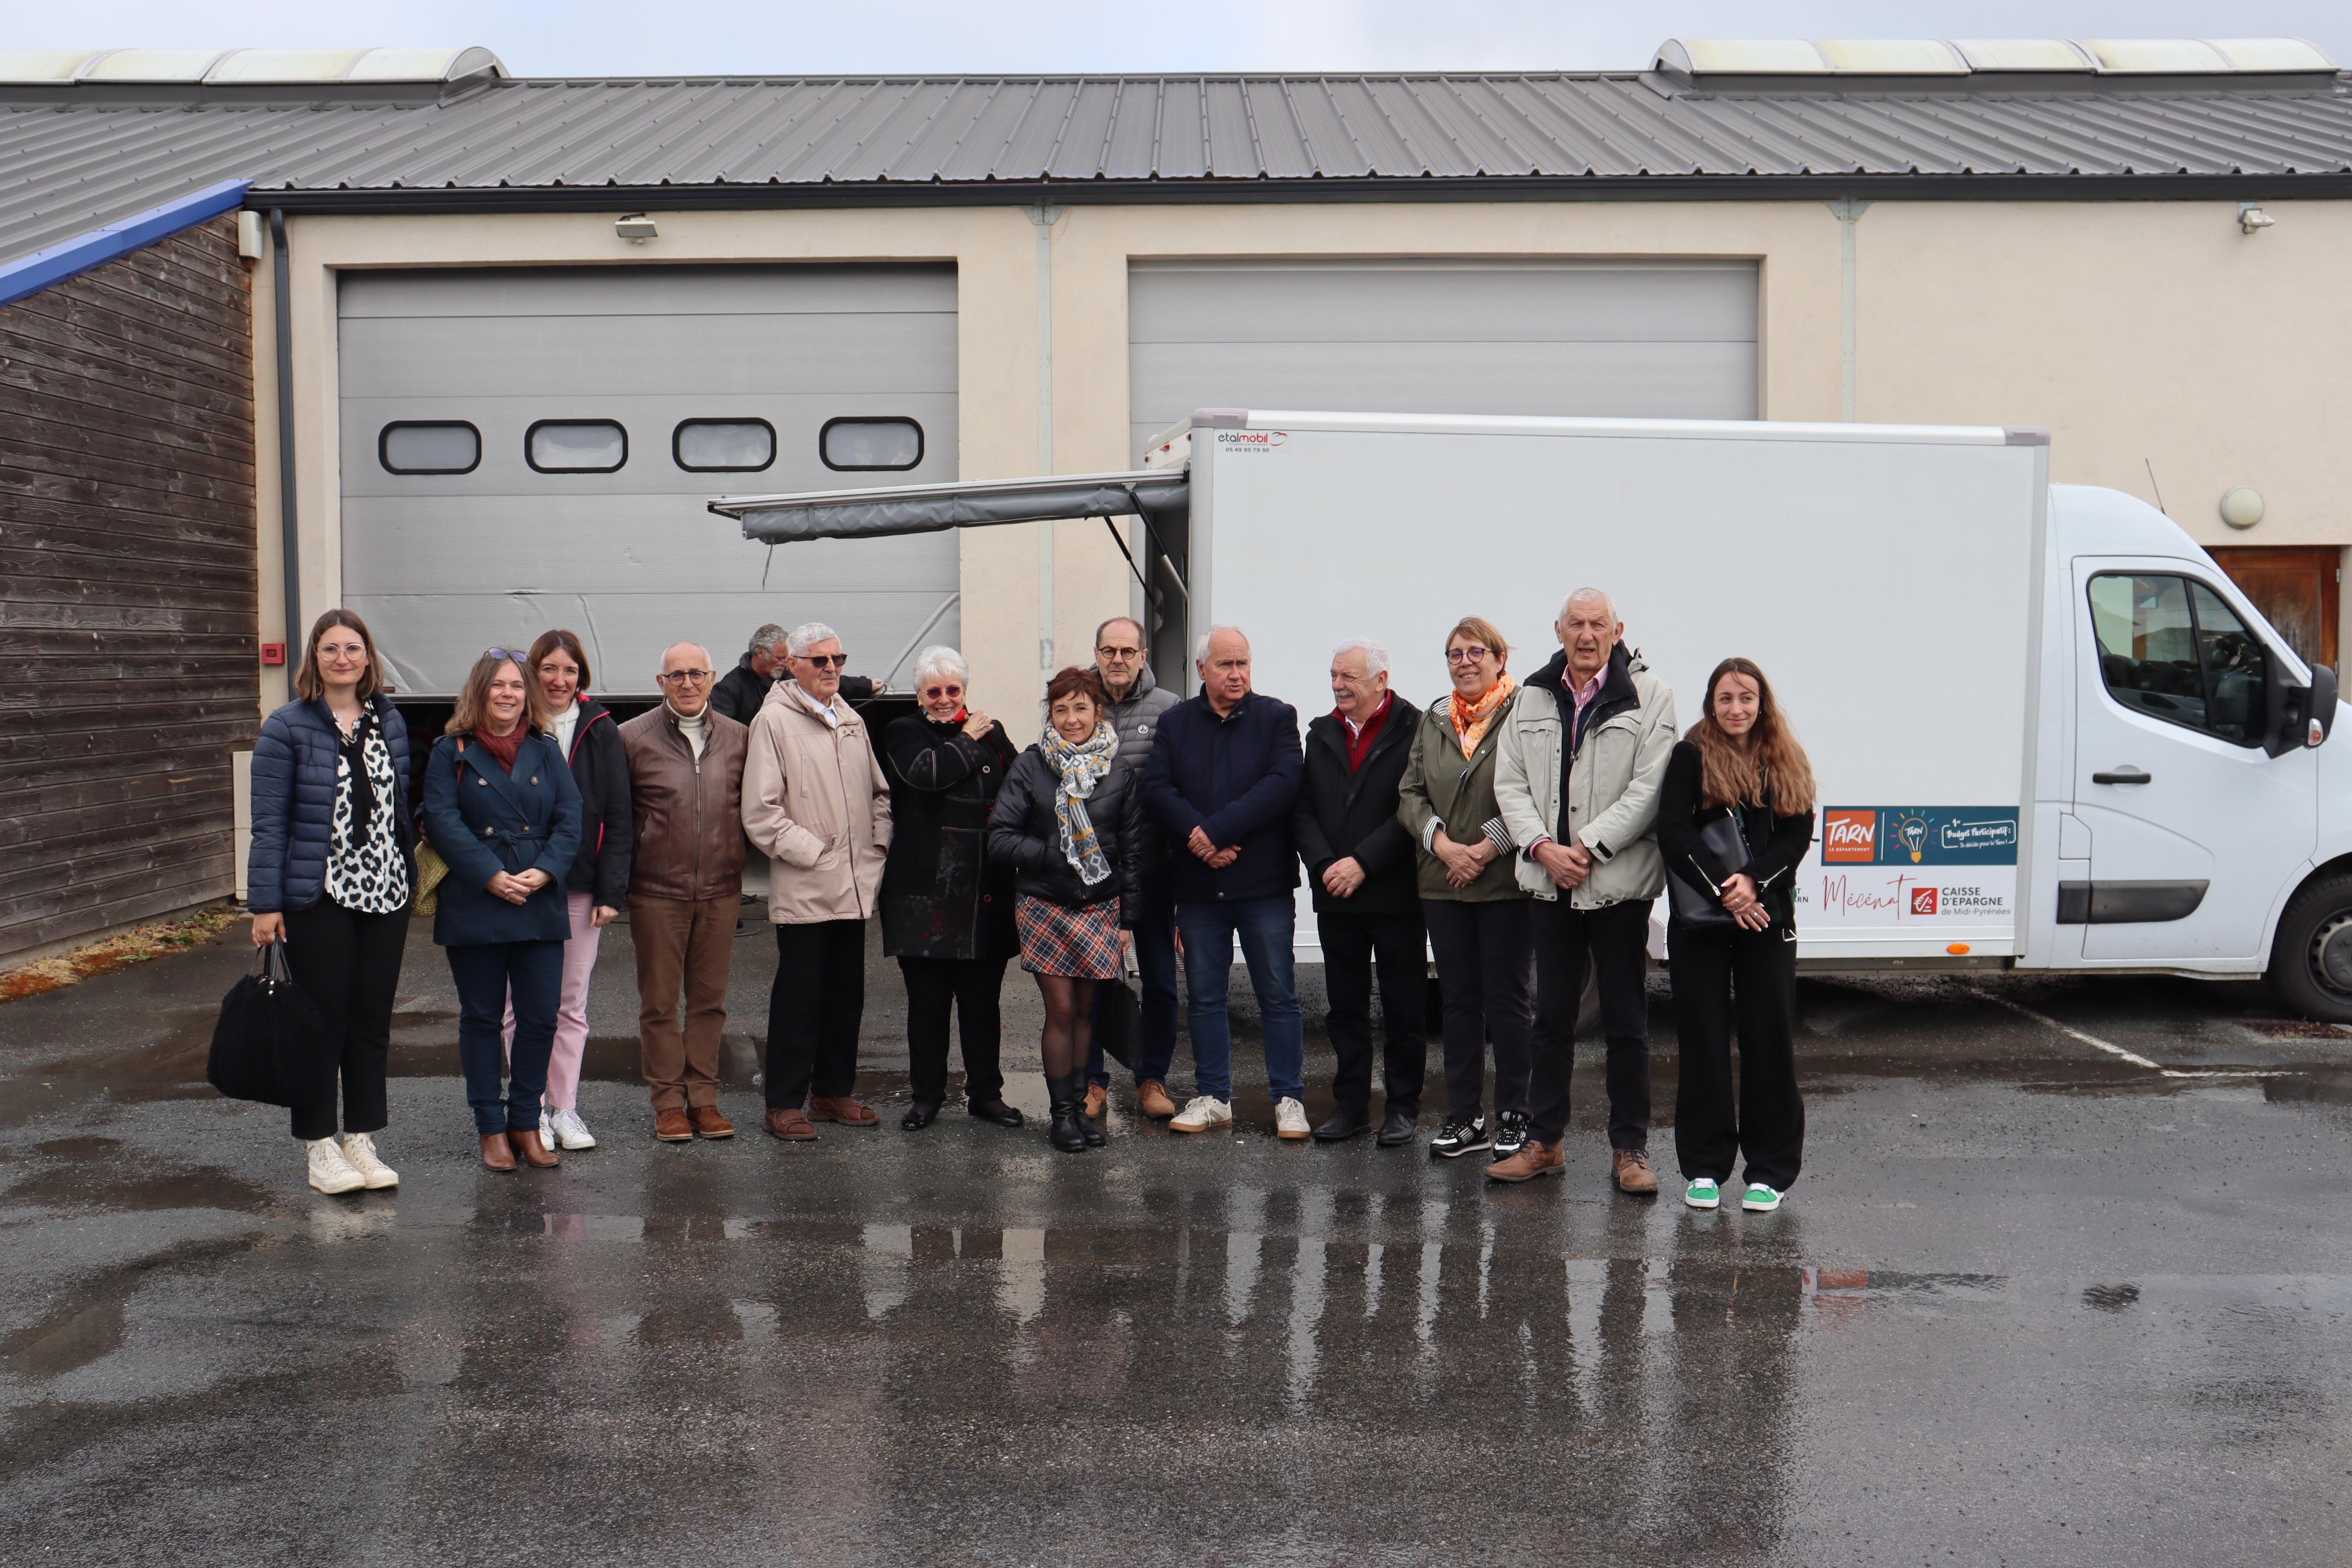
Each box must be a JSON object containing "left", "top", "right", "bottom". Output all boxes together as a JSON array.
[
  {"left": 1741, "top": 1182, "right": 1784, "bottom": 1212},
  {"left": 1683, "top": 1176, "right": 1720, "bottom": 1211}
]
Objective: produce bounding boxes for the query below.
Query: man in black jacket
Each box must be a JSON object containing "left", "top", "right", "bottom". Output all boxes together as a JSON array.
[
  {"left": 711, "top": 623, "right": 881, "bottom": 725},
  {"left": 1293, "top": 637, "right": 1425, "bottom": 1145}
]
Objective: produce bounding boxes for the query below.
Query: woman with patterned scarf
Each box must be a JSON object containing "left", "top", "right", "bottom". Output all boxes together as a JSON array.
[
  {"left": 987, "top": 666, "right": 1148, "bottom": 1151},
  {"left": 1398, "top": 615, "right": 1537, "bottom": 1165}
]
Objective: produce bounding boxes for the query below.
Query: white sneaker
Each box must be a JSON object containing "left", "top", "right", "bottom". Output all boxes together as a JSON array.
[
  {"left": 548, "top": 1107, "right": 597, "bottom": 1151},
  {"left": 1274, "top": 1097, "right": 1311, "bottom": 1141},
  {"left": 1169, "top": 1096, "right": 1232, "bottom": 1134},
  {"left": 339, "top": 1133, "right": 399, "bottom": 1190},
  {"left": 306, "top": 1138, "right": 365, "bottom": 1195}
]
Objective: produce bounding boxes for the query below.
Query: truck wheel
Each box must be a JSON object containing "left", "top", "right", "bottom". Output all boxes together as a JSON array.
[{"left": 2268, "top": 873, "right": 2352, "bottom": 1023}]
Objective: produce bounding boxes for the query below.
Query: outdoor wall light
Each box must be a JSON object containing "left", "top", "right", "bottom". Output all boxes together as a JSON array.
[
  {"left": 615, "top": 214, "right": 658, "bottom": 243},
  {"left": 2239, "top": 203, "right": 2276, "bottom": 234},
  {"left": 2220, "top": 485, "right": 2265, "bottom": 529}
]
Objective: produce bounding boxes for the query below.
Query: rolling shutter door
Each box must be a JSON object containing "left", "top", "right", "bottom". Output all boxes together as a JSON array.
[
  {"left": 338, "top": 265, "right": 957, "bottom": 697},
  {"left": 1128, "top": 258, "right": 1758, "bottom": 459}
]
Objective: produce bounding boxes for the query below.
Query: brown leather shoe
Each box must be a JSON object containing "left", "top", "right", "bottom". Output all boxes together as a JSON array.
[
  {"left": 479, "top": 1132, "right": 517, "bottom": 1172},
  {"left": 1136, "top": 1080, "right": 1177, "bottom": 1119},
  {"left": 808, "top": 1095, "right": 878, "bottom": 1127},
  {"left": 1488, "top": 1139, "right": 1565, "bottom": 1183},
  {"left": 689, "top": 1105, "right": 735, "bottom": 1140},
  {"left": 508, "top": 1128, "right": 561, "bottom": 1168},
  {"left": 1081, "top": 1082, "right": 1107, "bottom": 1119},
  {"left": 653, "top": 1108, "right": 693, "bottom": 1143},
  {"left": 765, "top": 1107, "right": 817, "bottom": 1140},
  {"left": 1613, "top": 1147, "right": 1660, "bottom": 1194}
]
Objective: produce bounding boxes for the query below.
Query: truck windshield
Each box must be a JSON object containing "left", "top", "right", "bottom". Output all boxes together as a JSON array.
[{"left": 2087, "top": 573, "right": 2268, "bottom": 746}]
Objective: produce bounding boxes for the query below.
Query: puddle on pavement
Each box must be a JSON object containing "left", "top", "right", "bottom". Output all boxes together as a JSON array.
[{"left": 5, "top": 1149, "right": 275, "bottom": 1215}]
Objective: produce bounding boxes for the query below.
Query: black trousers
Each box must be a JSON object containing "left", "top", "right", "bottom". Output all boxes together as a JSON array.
[
  {"left": 1419, "top": 897, "right": 1534, "bottom": 1120},
  {"left": 767, "top": 919, "right": 867, "bottom": 1108},
  {"left": 279, "top": 898, "right": 410, "bottom": 1142},
  {"left": 900, "top": 955, "right": 1007, "bottom": 1107},
  {"left": 1671, "top": 920, "right": 1804, "bottom": 1190},
  {"left": 1529, "top": 897, "right": 1654, "bottom": 1149},
  {"left": 1317, "top": 908, "right": 1428, "bottom": 1113}
]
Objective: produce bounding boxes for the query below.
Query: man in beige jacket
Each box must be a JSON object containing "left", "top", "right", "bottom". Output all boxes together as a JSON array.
[{"left": 743, "top": 622, "right": 893, "bottom": 1140}]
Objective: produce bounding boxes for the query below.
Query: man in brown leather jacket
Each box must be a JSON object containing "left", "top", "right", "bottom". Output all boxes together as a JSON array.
[{"left": 620, "top": 642, "right": 751, "bottom": 1143}]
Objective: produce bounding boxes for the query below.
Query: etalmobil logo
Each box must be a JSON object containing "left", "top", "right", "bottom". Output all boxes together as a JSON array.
[{"left": 1215, "top": 430, "right": 1287, "bottom": 450}]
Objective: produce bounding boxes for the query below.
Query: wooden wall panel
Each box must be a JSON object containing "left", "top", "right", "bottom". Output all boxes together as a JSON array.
[{"left": 0, "top": 214, "right": 258, "bottom": 958}]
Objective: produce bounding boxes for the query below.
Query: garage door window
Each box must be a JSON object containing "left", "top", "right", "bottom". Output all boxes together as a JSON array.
[
  {"left": 2087, "top": 573, "right": 2268, "bottom": 746},
  {"left": 820, "top": 416, "right": 923, "bottom": 471},
  {"left": 674, "top": 419, "right": 776, "bottom": 473},
  {"left": 526, "top": 420, "right": 628, "bottom": 473},
  {"left": 379, "top": 421, "right": 480, "bottom": 475}
]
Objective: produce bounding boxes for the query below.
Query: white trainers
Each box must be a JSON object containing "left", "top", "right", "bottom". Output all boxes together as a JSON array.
[
  {"left": 339, "top": 1133, "right": 399, "bottom": 1190},
  {"left": 306, "top": 1138, "right": 365, "bottom": 1195},
  {"left": 1169, "top": 1096, "right": 1233, "bottom": 1134},
  {"left": 548, "top": 1107, "right": 597, "bottom": 1151},
  {"left": 1274, "top": 1097, "right": 1311, "bottom": 1141}
]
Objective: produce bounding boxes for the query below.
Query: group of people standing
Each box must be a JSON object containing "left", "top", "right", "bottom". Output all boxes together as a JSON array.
[{"left": 243, "top": 592, "right": 1815, "bottom": 1216}]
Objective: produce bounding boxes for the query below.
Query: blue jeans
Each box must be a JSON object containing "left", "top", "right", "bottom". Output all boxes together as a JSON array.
[
  {"left": 449, "top": 940, "right": 564, "bottom": 1135},
  {"left": 1089, "top": 873, "right": 1178, "bottom": 1089},
  {"left": 1174, "top": 895, "right": 1305, "bottom": 1104}
]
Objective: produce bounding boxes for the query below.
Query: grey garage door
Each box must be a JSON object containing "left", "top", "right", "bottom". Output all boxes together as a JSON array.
[
  {"left": 1128, "top": 258, "right": 1758, "bottom": 459},
  {"left": 339, "top": 265, "right": 957, "bottom": 698}
]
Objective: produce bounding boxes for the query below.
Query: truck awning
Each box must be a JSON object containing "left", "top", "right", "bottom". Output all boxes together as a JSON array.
[{"left": 711, "top": 468, "right": 1189, "bottom": 544}]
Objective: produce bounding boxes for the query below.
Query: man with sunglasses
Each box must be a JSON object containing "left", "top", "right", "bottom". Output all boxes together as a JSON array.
[
  {"left": 711, "top": 622, "right": 884, "bottom": 728},
  {"left": 743, "top": 622, "right": 893, "bottom": 1140},
  {"left": 1082, "top": 617, "right": 1183, "bottom": 1121},
  {"left": 620, "top": 643, "right": 749, "bottom": 1142}
]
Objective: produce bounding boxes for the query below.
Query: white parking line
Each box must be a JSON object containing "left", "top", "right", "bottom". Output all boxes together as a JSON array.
[{"left": 1967, "top": 989, "right": 2292, "bottom": 1080}]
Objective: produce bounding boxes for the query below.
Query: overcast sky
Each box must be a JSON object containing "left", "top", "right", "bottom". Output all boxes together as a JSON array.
[{"left": 19, "top": 1, "right": 2351, "bottom": 76}]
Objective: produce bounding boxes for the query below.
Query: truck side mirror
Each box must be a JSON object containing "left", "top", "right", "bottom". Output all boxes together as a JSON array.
[{"left": 2265, "top": 655, "right": 2337, "bottom": 758}]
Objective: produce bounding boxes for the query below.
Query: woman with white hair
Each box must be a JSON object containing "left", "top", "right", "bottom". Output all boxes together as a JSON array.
[{"left": 878, "top": 646, "right": 1025, "bottom": 1131}]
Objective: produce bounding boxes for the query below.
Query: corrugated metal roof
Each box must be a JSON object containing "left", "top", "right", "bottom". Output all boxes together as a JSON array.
[{"left": 5, "top": 72, "right": 2352, "bottom": 266}]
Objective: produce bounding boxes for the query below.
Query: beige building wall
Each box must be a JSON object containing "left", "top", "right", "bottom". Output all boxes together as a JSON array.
[{"left": 254, "top": 194, "right": 2348, "bottom": 734}]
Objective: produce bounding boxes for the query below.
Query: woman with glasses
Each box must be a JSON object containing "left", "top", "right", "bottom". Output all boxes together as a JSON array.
[
  {"left": 878, "top": 646, "right": 1024, "bottom": 1131},
  {"left": 500, "top": 629, "right": 632, "bottom": 1154},
  {"left": 421, "top": 649, "right": 583, "bottom": 1171},
  {"left": 247, "top": 608, "right": 415, "bottom": 1195},
  {"left": 1397, "top": 616, "right": 1537, "bottom": 1164}
]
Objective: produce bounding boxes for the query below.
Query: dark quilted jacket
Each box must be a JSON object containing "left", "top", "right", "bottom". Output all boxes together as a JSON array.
[{"left": 247, "top": 694, "right": 414, "bottom": 914}]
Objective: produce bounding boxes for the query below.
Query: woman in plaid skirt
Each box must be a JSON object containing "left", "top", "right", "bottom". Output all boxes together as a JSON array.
[{"left": 986, "top": 667, "right": 1147, "bottom": 1152}]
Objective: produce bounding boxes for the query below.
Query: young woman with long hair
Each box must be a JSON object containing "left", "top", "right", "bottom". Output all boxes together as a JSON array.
[
  {"left": 1657, "top": 657, "right": 1818, "bottom": 1214},
  {"left": 986, "top": 666, "right": 1146, "bottom": 1152}
]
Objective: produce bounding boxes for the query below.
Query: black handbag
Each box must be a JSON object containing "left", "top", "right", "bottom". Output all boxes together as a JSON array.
[
  {"left": 205, "top": 938, "right": 327, "bottom": 1107},
  {"left": 1666, "top": 811, "right": 1753, "bottom": 929},
  {"left": 1093, "top": 976, "right": 1140, "bottom": 1071}
]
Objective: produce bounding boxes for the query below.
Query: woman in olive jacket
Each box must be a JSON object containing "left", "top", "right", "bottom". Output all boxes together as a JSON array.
[
  {"left": 421, "top": 650, "right": 583, "bottom": 1171},
  {"left": 880, "top": 646, "right": 1023, "bottom": 1132},
  {"left": 1397, "top": 615, "right": 1535, "bottom": 1163}
]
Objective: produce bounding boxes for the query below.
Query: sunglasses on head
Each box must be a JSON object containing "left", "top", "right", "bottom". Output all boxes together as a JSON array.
[
  {"left": 483, "top": 648, "right": 523, "bottom": 663},
  {"left": 800, "top": 652, "right": 848, "bottom": 669}
]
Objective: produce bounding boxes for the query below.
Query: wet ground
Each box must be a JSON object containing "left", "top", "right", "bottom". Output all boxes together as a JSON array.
[{"left": 3, "top": 911, "right": 2350, "bottom": 1566}]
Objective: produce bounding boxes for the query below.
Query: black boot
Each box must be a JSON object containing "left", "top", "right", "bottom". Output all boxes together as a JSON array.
[{"left": 1046, "top": 1074, "right": 1088, "bottom": 1153}]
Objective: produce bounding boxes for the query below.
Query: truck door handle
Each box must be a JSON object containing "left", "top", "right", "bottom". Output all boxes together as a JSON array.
[{"left": 2092, "top": 768, "right": 2152, "bottom": 785}]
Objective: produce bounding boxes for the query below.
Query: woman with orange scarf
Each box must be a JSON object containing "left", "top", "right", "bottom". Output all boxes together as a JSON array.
[{"left": 1397, "top": 616, "right": 1537, "bottom": 1163}]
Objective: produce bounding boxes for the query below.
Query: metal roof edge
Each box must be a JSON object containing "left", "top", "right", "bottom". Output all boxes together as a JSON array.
[{"left": 0, "top": 178, "right": 250, "bottom": 309}]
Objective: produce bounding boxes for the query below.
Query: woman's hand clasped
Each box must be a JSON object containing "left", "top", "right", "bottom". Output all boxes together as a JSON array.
[
  {"left": 1721, "top": 871, "right": 1771, "bottom": 932},
  {"left": 486, "top": 868, "right": 549, "bottom": 906}
]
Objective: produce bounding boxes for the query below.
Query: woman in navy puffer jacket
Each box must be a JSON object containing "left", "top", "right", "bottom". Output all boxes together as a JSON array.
[{"left": 247, "top": 610, "right": 416, "bottom": 1197}]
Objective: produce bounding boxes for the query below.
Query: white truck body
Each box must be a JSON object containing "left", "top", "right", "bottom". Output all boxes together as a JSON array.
[{"left": 1162, "top": 410, "right": 2345, "bottom": 980}]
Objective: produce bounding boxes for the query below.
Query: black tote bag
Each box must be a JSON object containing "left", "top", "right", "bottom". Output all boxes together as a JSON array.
[
  {"left": 1093, "top": 976, "right": 1140, "bottom": 1071},
  {"left": 1666, "top": 813, "right": 1753, "bottom": 930},
  {"left": 206, "top": 938, "right": 326, "bottom": 1107}
]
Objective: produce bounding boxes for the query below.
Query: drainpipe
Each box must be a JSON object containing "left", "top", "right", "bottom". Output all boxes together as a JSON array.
[
  {"left": 1027, "top": 203, "right": 1063, "bottom": 699},
  {"left": 268, "top": 209, "right": 301, "bottom": 648},
  {"left": 1828, "top": 197, "right": 1870, "bottom": 422}
]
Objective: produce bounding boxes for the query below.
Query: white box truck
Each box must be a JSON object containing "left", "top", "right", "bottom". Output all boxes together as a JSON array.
[{"left": 716, "top": 410, "right": 2350, "bottom": 1018}]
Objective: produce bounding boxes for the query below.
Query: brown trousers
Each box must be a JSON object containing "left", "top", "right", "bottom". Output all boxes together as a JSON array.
[{"left": 631, "top": 894, "right": 737, "bottom": 1111}]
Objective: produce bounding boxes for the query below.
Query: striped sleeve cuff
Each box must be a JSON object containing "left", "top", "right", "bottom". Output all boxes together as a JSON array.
[
  {"left": 1421, "top": 817, "right": 1442, "bottom": 852},
  {"left": 1482, "top": 818, "right": 1515, "bottom": 856}
]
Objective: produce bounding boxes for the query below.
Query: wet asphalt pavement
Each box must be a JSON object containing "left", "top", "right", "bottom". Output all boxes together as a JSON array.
[{"left": 3, "top": 912, "right": 2350, "bottom": 1567}]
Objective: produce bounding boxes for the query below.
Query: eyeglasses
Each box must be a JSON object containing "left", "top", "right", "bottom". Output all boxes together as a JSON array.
[
  {"left": 922, "top": 684, "right": 965, "bottom": 701},
  {"left": 1096, "top": 645, "right": 1142, "bottom": 661},
  {"left": 799, "top": 652, "right": 848, "bottom": 669},
  {"left": 1445, "top": 646, "right": 1493, "bottom": 664},
  {"left": 658, "top": 669, "right": 714, "bottom": 684},
  {"left": 483, "top": 648, "right": 522, "bottom": 662}
]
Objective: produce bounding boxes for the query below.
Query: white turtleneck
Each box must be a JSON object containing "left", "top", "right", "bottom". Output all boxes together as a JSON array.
[{"left": 670, "top": 702, "right": 707, "bottom": 760}]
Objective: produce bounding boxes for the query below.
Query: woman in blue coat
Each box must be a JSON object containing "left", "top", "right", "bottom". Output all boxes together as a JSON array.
[
  {"left": 247, "top": 609, "right": 416, "bottom": 1196},
  {"left": 421, "top": 650, "right": 583, "bottom": 1171}
]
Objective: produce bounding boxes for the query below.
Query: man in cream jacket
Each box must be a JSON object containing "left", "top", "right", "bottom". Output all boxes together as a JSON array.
[
  {"left": 742, "top": 622, "right": 893, "bottom": 1141},
  {"left": 1489, "top": 589, "right": 1677, "bottom": 1191}
]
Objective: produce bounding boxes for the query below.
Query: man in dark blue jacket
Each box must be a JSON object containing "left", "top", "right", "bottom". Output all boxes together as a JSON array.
[{"left": 1141, "top": 625, "right": 1307, "bottom": 1139}]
